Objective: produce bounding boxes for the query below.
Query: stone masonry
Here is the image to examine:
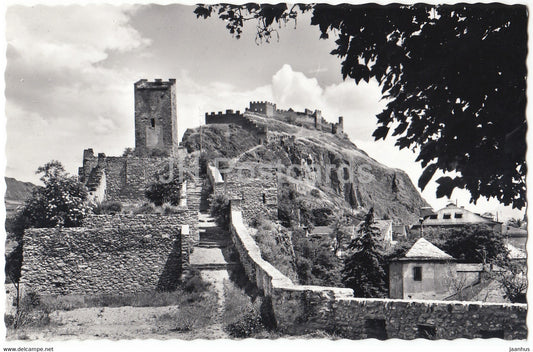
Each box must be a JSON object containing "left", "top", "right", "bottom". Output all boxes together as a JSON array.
[
  {"left": 134, "top": 79, "right": 178, "bottom": 157},
  {"left": 21, "top": 215, "right": 191, "bottom": 295},
  {"left": 226, "top": 200, "right": 527, "bottom": 340}
]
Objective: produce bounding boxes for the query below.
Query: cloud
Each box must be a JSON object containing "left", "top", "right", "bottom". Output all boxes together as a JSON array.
[{"left": 6, "top": 5, "right": 150, "bottom": 181}]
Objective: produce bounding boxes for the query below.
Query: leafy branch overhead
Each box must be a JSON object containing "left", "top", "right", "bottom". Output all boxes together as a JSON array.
[{"left": 195, "top": 3, "right": 527, "bottom": 209}]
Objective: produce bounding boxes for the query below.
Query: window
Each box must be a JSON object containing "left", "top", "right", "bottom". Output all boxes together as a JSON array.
[
  {"left": 429, "top": 215, "right": 438, "bottom": 219},
  {"left": 150, "top": 118, "right": 155, "bottom": 128},
  {"left": 413, "top": 266, "right": 422, "bottom": 281},
  {"left": 454, "top": 213, "right": 463, "bottom": 219},
  {"left": 364, "top": 319, "right": 388, "bottom": 340},
  {"left": 443, "top": 214, "right": 451, "bottom": 219},
  {"left": 262, "top": 193, "right": 266, "bottom": 204},
  {"left": 417, "top": 325, "right": 436, "bottom": 339}
]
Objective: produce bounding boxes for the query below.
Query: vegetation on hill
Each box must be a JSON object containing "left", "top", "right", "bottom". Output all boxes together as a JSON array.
[{"left": 183, "top": 123, "right": 429, "bottom": 225}]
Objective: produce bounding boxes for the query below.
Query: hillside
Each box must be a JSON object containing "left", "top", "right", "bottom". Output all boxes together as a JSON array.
[
  {"left": 182, "top": 119, "right": 429, "bottom": 224},
  {"left": 5, "top": 177, "right": 36, "bottom": 216}
]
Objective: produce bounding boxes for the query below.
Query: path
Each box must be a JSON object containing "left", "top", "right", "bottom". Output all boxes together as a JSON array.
[{"left": 189, "top": 209, "right": 238, "bottom": 337}]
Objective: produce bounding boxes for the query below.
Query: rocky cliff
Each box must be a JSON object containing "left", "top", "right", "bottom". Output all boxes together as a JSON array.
[{"left": 182, "top": 118, "right": 429, "bottom": 224}]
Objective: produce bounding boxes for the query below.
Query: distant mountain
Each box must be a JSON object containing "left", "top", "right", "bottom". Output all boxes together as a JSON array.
[{"left": 5, "top": 177, "right": 37, "bottom": 216}]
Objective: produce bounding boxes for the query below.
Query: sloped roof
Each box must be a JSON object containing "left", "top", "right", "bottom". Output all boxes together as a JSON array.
[
  {"left": 506, "top": 243, "right": 526, "bottom": 260},
  {"left": 403, "top": 238, "right": 454, "bottom": 261}
]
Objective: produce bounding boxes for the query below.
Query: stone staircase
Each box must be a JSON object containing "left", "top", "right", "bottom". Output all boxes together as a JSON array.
[{"left": 189, "top": 211, "right": 237, "bottom": 271}]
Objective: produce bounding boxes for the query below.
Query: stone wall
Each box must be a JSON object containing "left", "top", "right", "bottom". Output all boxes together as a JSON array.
[
  {"left": 228, "top": 202, "right": 527, "bottom": 340},
  {"left": 209, "top": 164, "right": 278, "bottom": 221},
  {"left": 21, "top": 215, "right": 190, "bottom": 295}
]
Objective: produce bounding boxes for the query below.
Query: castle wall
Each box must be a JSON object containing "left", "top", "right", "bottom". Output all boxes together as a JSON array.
[
  {"left": 205, "top": 111, "right": 267, "bottom": 143},
  {"left": 21, "top": 215, "right": 191, "bottom": 295},
  {"left": 228, "top": 203, "right": 527, "bottom": 340}
]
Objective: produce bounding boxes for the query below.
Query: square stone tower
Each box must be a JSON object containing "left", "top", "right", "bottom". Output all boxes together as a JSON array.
[{"left": 134, "top": 78, "right": 178, "bottom": 156}]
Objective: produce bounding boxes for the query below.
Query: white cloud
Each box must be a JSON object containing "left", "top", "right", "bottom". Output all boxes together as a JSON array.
[{"left": 6, "top": 5, "right": 150, "bottom": 181}]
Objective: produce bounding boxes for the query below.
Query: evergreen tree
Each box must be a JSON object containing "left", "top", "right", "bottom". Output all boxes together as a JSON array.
[{"left": 342, "top": 208, "right": 388, "bottom": 297}]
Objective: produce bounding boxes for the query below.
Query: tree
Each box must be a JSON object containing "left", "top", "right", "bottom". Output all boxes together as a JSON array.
[
  {"left": 342, "top": 208, "right": 388, "bottom": 297},
  {"left": 5, "top": 161, "right": 90, "bottom": 286},
  {"left": 194, "top": 4, "right": 527, "bottom": 209},
  {"left": 21, "top": 161, "right": 90, "bottom": 228},
  {"left": 331, "top": 211, "right": 357, "bottom": 256},
  {"left": 493, "top": 261, "right": 527, "bottom": 303},
  {"left": 439, "top": 225, "right": 508, "bottom": 264}
]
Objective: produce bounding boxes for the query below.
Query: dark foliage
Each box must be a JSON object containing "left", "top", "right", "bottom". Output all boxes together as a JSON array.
[
  {"left": 342, "top": 208, "right": 388, "bottom": 297},
  {"left": 92, "top": 201, "right": 123, "bottom": 215},
  {"left": 210, "top": 194, "right": 230, "bottom": 229},
  {"left": 311, "top": 207, "right": 333, "bottom": 226},
  {"left": 439, "top": 225, "right": 508, "bottom": 264},
  {"left": 145, "top": 163, "right": 182, "bottom": 206},
  {"left": 195, "top": 3, "right": 527, "bottom": 209},
  {"left": 292, "top": 228, "right": 342, "bottom": 286}
]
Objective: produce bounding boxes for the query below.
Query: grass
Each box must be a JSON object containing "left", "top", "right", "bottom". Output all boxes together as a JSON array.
[{"left": 157, "top": 292, "right": 218, "bottom": 332}]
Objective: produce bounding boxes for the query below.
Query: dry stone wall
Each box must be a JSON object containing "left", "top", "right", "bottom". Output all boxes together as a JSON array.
[
  {"left": 228, "top": 202, "right": 527, "bottom": 340},
  {"left": 21, "top": 215, "right": 190, "bottom": 295},
  {"left": 209, "top": 164, "right": 278, "bottom": 222}
]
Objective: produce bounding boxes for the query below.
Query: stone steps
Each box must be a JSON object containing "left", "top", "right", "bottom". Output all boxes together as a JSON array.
[{"left": 191, "top": 263, "right": 239, "bottom": 270}]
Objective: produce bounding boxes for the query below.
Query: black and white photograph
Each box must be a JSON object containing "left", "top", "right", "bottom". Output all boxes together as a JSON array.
[{"left": 1, "top": 0, "right": 529, "bottom": 349}]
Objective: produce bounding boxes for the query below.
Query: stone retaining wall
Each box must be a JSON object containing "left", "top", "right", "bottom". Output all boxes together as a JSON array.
[
  {"left": 228, "top": 201, "right": 527, "bottom": 340},
  {"left": 21, "top": 216, "right": 190, "bottom": 295}
]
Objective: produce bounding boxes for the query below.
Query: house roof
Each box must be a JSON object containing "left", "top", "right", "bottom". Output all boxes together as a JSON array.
[
  {"left": 310, "top": 226, "right": 333, "bottom": 235},
  {"left": 503, "top": 226, "right": 528, "bottom": 237},
  {"left": 403, "top": 238, "right": 454, "bottom": 261},
  {"left": 506, "top": 243, "right": 526, "bottom": 260}
]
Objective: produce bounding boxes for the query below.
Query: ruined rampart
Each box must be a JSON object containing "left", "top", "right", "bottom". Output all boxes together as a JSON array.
[
  {"left": 228, "top": 201, "right": 527, "bottom": 339},
  {"left": 21, "top": 215, "right": 191, "bottom": 295}
]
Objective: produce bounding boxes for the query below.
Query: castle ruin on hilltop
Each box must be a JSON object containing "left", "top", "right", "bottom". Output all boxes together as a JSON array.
[{"left": 205, "top": 101, "right": 345, "bottom": 137}]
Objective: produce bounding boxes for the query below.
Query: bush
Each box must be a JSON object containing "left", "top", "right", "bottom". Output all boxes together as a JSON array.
[
  {"left": 223, "top": 281, "right": 266, "bottom": 338},
  {"left": 182, "top": 268, "right": 210, "bottom": 294},
  {"left": 133, "top": 203, "right": 155, "bottom": 214},
  {"left": 210, "top": 194, "right": 230, "bottom": 229},
  {"left": 6, "top": 291, "right": 50, "bottom": 329},
  {"left": 162, "top": 203, "right": 181, "bottom": 215},
  {"left": 310, "top": 189, "right": 320, "bottom": 198},
  {"left": 145, "top": 182, "right": 181, "bottom": 207},
  {"left": 93, "top": 201, "right": 123, "bottom": 215}
]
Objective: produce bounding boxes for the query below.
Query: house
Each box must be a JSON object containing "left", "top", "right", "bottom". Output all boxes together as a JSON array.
[
  {"left": 389, "top": 238, "right": 457, "bottom": 300},
  {"left": 411, "top": 202, "right": 503, "bottom": 233},
  {"left": 389, "top": 238, "right": 517, "bottom": 302}
]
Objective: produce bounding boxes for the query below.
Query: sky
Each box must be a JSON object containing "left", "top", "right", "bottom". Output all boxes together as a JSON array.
[{"left": 4, "top": 3, "right": 526, "bottom": 221}]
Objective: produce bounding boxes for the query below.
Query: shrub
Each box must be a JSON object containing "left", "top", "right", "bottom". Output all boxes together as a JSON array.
[
  {"left": 162, "top": 203, "right": 181, "bottom": 215},
  {"left": 182, "top": 268, "right": 210, "bottom": 294},
  {"left": 145, "top": 182, "right": 181, "bottom": 206},
  {"left": 310, "top": 189, "right": 320, "bottom": 198},
  {"left": 223, "top": 281, "right": 266, "bottom": 338},
  {"left": 210, "top": 194, "right": 230, "bottom": 229},
  {"left": 7, "top": 291, "right": 50, "bottom": 329},
  {"left": 133, "top": 202, "right": 155, "bottom": 214},
  {"left": 93, "top": 201, "right": 123, "bottom": 215}
]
